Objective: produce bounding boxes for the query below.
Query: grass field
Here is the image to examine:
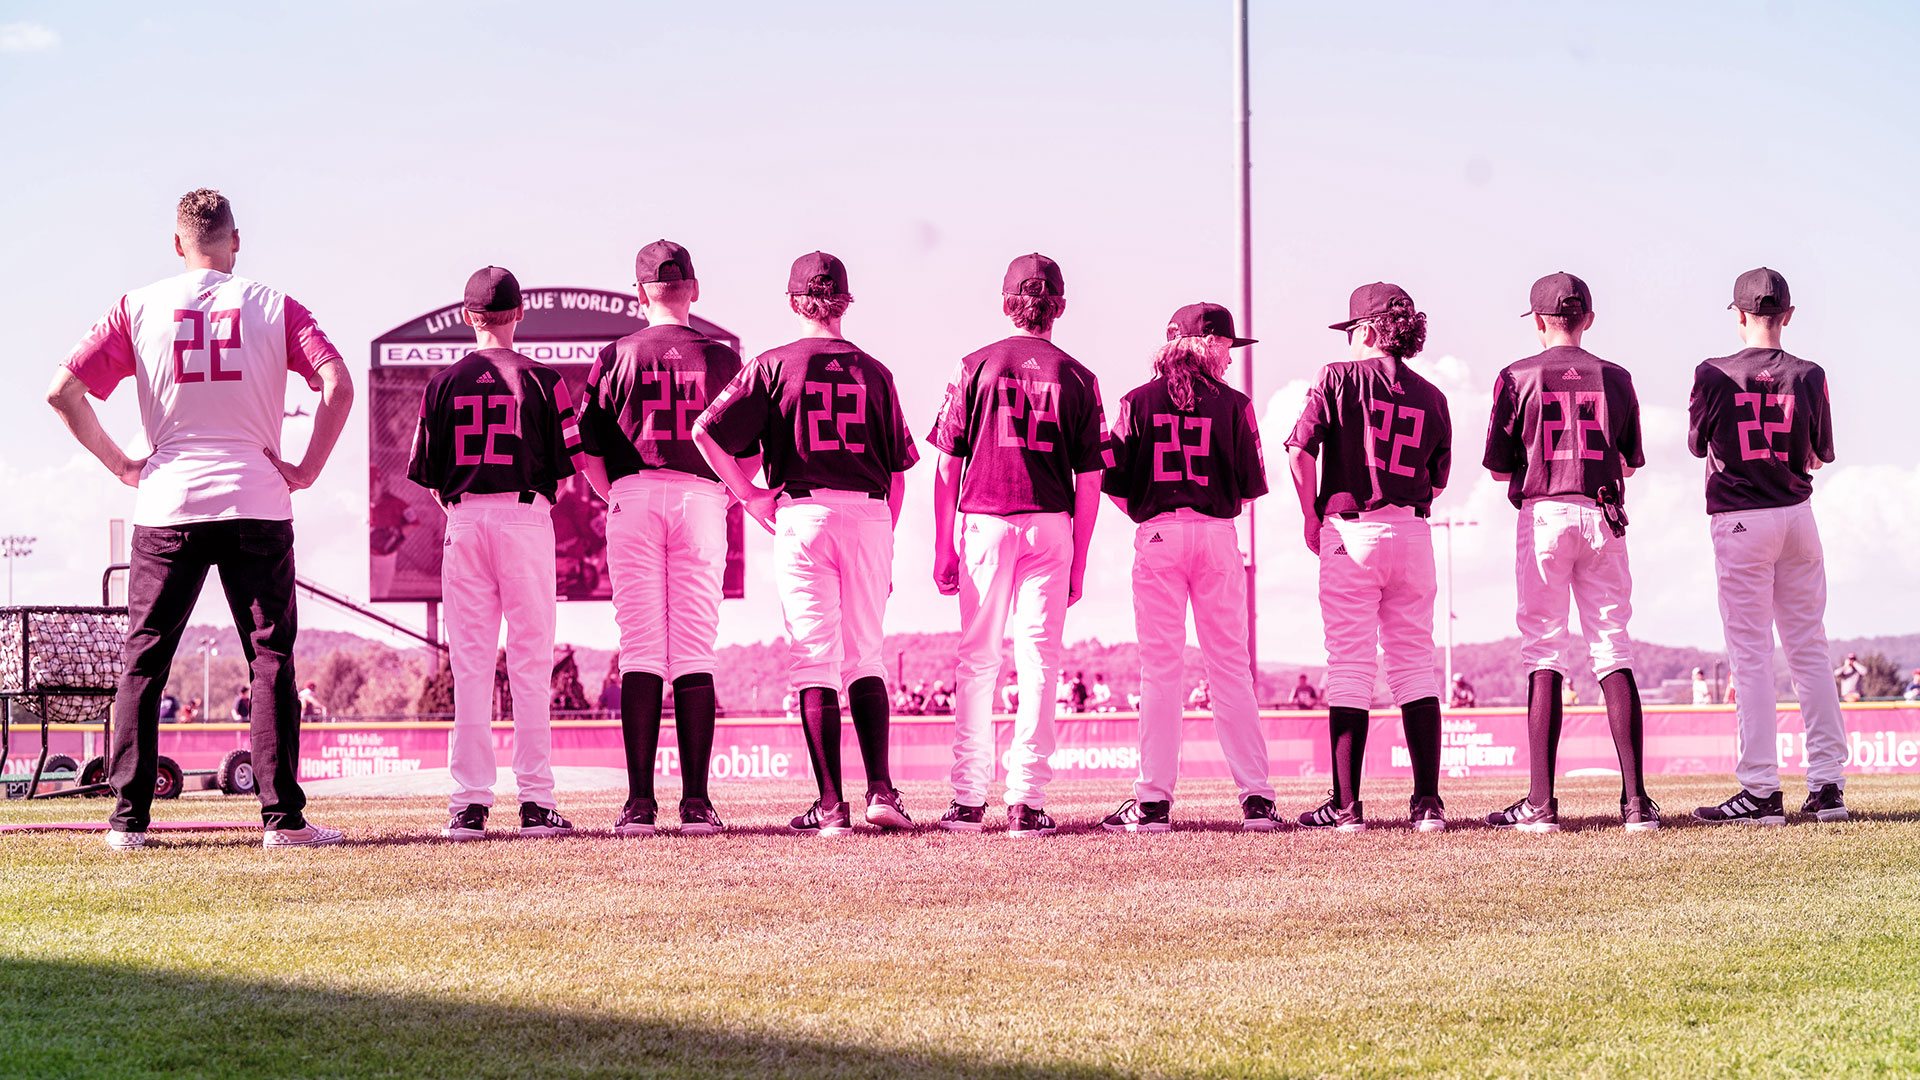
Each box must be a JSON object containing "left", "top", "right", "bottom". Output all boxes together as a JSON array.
[{"left": 3, "top": 775, "right": 1919, "bottom": 1079}]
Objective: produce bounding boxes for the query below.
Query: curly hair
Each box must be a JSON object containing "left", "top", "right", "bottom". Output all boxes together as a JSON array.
[
  {"left": 1003, "top": 293, "right": 1066, "bottom": 335},
  {"left": 176, "top": 188, "right": 235, "bottom": 243},
  {"left": 1362, "top": 299, "right": 1427, "bottom": 360},
  {"left": 790, "top": 293, "right": 853, "bottom": 322},
  {"left": 1152, "top": 335, "right": 1229, "bottom": 412}
]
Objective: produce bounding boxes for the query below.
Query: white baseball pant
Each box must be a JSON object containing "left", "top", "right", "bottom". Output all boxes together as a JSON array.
[
  {"left": 773, "top": 491, "right": 894, "bottom": 693},
  {"left": 1130, "top": 510, "right": 1273, "bottom": 805},
  {"left": 951, "top": 511, "right": 1070, "bottom": 809},
  {"left": 1318, "top": 506, "right": 1440, "bottom": 710},
  {"left": 606, "top": 472, "right": 728, "bottom": 681},
  {"left": 1515, "top": 496, "right": 1634, "bottom": 680},
  {"left": 442, "top": 493, "right": 557, "bottom": 812},
  {"left": 1711, "top": 501, "right": 1847, "bottom": 795}
]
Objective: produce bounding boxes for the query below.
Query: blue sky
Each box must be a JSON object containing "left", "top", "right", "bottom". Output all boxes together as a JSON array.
[{"left": 3, "top": 1, "right": 1917, "bottom": 665}]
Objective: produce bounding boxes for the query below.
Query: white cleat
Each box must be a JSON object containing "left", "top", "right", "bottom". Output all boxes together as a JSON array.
[{"left": 104, "top": 829, "right": 147, "bottom": 851}]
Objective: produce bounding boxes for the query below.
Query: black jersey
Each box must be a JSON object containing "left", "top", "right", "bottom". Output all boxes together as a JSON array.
[
  {"left": 1483, "top": 345, "right": 1644, "bottom": 508},
  {"left": 407, "top": 347, "right": 580, "bottom": 502},
  {"left": 926, "top": 336, "right": 1110, "bottom": 515},
  {"left": 1286, "top": 357, "right": 1451, "bottom": 516},
  {"left": 579, "top": 323, "right": 742, "bottom": 483},
  {"left": 1688, "top": 347, "right": 1834, "bottom": 513},
  {"left": 697, "top": 337, "right": 918, "bottom": 497},
  {"left": 1103, "top": 374, "right": 1267, "bottom": 523}
]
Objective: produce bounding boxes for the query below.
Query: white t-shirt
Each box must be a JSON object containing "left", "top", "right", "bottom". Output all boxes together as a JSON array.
[{"left": 63, "top": 269, "right": 341, "bottom": 526}]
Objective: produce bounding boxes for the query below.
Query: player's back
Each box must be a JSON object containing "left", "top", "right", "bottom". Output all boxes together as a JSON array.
[
  {"left": 706, "top": 337, "right": 916, "bottom": 498},
  {"left": 1106, "top": 374, "right": 1265, "bottom": 523},
  {"left": 930, "top": 336, "right": 1107, "bottom": 515},
  {"left": 1488, "top": 346, "right": 1642, "bottom": 507},
  {"left": 1292, "top": 357, "right": 1451, "bottom": 515},
  {"left": 1689, "top": 347, "right": 1833, "bottom": 513},
  {"left": 584, "top": 323, "right": 741, "bottom": 482},
  {"left": 411, "top": 348, "right": 578, "bottom": 501}
]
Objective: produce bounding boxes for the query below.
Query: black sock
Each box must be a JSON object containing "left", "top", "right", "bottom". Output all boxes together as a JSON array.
[
  {"left": 673, "top": 673, "right": 717, "bottom": 802},
  {"left": 1526, "top": 670, "right": 1564, "bottom": 806},
  {"left": 1601, "top": 669, "right": 1648, "bottom": 800},
  {"left": 1329, "top": 706, "right": 1369, "bottom": 806},
  {"left": 620, "top": 672, "right": 665, "bottom": 802},
  {"left": 846, "top": 676, "right": 892, "bottom": 793},
  {"left": 799, "top": 686, "right": 843, "bottom": 806},
  {"left": 1402, "top": 696, "right": 1442, "bottom": 799}
]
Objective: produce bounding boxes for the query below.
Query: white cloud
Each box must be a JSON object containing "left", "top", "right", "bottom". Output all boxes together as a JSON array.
[{"left": 0, "top": 22, "right": 58, "bottom": 52}]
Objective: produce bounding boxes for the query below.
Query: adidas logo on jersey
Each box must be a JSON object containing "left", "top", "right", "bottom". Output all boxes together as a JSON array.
[
  {"left": 197, "top": 288, "right": 220, "bottom": 303},
  {"left": 663, "top": 347, "right": 683, "bottom": 360},
  {"left": 1023, "top": 357, "right": 1041, "bottom": 369},
  {"left": 1561, "top": 368, "right": 1583, "bottom": 380},
  {"left": 610, "top": 503, "right": 621, "bottom": 514},
  {"left": 476, "top": 372, "right": 496, "bottom": 384},
  {"left": 1731, "top": 522, "right": 1747, "bottom": 534},
  {"left": 1148, "top": 533, "right": 1163, "bottom": 543},
  {"left": 1755, "top": 370, "right": 1775, "bottom": 382},
  {"left": 1387, "top": 381, "right": 1403, "bottom": 395},
  {"left": 825, "top": 359, "right": 844, "bottom": 372}
]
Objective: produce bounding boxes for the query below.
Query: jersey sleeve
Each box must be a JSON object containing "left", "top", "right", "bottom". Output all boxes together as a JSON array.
[
  {"left": 405, "top": 384, "right": 442, "bottom": 492},
  {"left": 696, "top": 358, "right": 770, "bottom": 458},
  {"left": 551, "top": 375, "right": 582, "bottom": 478},
  {"left": 61, "top": 297, "right": 137, "bottom": 400},
  {"left": 1615, "top": 368, "right": 1646, "bottom": 470},
  {"left": 1285, "top": 374, "right": 1332, "bottom": 454},
  {"left": 1481, "top": 371, "right": 1521, "bottom": 474},
  {"left": 1101, "top": 393, "right": 1138, "bottom": 497},
  {"left": 1427, "top": 393, "right": 1453, "bottom": 490},
  {"left": 576, "top": 343, "right": 615, "bottom": 458},
  {"left": 1237, "top": 398, "right": 1270, "bottom": 499},
  {"left": 1069, "top": 373, "right": 1113, "bottom": 474},
  {"left": 1686, "top": 364, "right": 1715, "bottom": 460},
  {"left": 283, "top": 297, "right": 342, "bottom": 392},
  {"left": 887, "top": 382, "right": 920, "bottom": 473},
  {"left": 1809, "top": 367, "right": 1835, "bottom": 464},
  {"left": 926, "top": 360, "right": 973, "bottom": 458}
]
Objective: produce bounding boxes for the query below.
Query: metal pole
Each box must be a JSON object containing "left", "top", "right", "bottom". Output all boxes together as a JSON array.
[
  {"left": 1443, "top": 523, "right": 1454, "bottom": 694},
  {"left": 1233, "top": 0, "right": 1256, "bottom": 685}
]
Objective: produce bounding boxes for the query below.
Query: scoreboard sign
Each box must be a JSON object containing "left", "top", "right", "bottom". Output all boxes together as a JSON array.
[{"left": 368, "top": 287, "right": 746, "bottom": 604}]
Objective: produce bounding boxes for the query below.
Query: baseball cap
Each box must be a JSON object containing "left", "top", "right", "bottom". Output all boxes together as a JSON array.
[
  {"left": 1167, "top": 302, "right": 1256, "bottom": 347},
  {"left": 788, "top": 251, "right": 850, "bottom": 297},
  {"left": 463, "top": 266, "right": 521, "bottom": 312},
  {"left": 635, "top": 239, "right": 695, "bottom": 284},
  {"left": 1003, "top": 252, "right": 1065, "bottom": 298},
  {"left": 1730, "top": 267, "right": 1791, "bottom": 315},
  {"left": 1526, "top": 272, "right": 1592, "bottom": 317},
  {"left": 1330, "top": 282, "right": 1414, "bottom": 331}
]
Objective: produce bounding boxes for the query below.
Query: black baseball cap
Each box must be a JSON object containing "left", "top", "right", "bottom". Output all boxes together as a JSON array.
[
  {"left": 1168, "top": 302, "right": 1256, "bottom": 347},
  {"left": 463, "top": 266, "right": 521, "bottom": 312},
  {"left": 1730, "top": 267, "right": 1791, "bottom": 315},
  {"left": 1527, "top": 272, "right": 1592, "bottom": 317},
  {"left": 1003, "top": 252, "right": 1065, "bottom": 298},
  {"left": 635, "top": 240, "right": 695, "bottom": 284},
  {"left": 788, "top": 251, "right": 850, "bottom": 297},
  {"left": 1330, "top": 282, "right": 1413, "bottom": 331}
]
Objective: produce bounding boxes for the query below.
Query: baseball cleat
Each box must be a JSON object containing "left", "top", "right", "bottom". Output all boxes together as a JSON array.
[
  {"left": 1692, "top": 789, "right": 1785, "bottom": 826},
  {"left": 263, "top": 821, "right": 344, "bottom": 848},
  {"left": 1621, "top": 796, "right": 1661, "bottom": 832},
  {"left": 679, "top": 798, "right": 725, "bottom": 836},
  {"left": 613, "top": 797, "right": 658, "bottom": 837},
  {"left": 1240, "top": 795, "right": 1285, "bottom": 832},
  {"left": 1486, "top": 797, "right": 1560, "bottom": 833},
  {"left": 519, "top": 803, "right": 575, "bottom": 838},
  {"left": 1409, "top": 796, "right": 1447, "bottom": 833},
  {"left": 1298, "top": 794, "right": 1365, "bottom": 832},
  {"left": 790, "top": 800, "right": 853, "bottom": 837},
  {"left": 1800, "top": 783, "right": 1849, "bottom": 822},
  {"left": 1006, "top": 803, "right": 1057, "bottom": 837},
  {"left": 441, "top": 803, "right": 489, "bottom": 841},
  {"left": 864, "top": 787, "right": 913, "bottom": 831},
  {"left": 1101, "top": 798, "right": 1171, "bottom": 834},
  {"left": 937, "top": 802, "right": 986, "bottom": 833},
  {"left": 103, "top": 829, "right": 147, "bottom": 851}
]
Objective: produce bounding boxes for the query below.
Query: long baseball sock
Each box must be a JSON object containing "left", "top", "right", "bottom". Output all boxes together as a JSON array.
[
  {"left": 1329, "top": 706, "right": 1369, "bottom": 806},
  {"left": 620, "top": 671, "right": 665, "bottom": 802},
  {"left": 672, "top": 673, "right": 717, "bottom": 802},
  {"left": 1402, "top": 696, "right": 1442, "bottom": 799},
  {"left": 799, "top": 686, "right": 843, "bottom": 807},
  {"left": 1526, "top": 670, "right": 1564, "bottom": 807},
  {"left": 846, "top": 676, "right": 893, "bottom": 794},
  {"left": 1601, "top": 669, "right": 1648, "bottom": 800}
]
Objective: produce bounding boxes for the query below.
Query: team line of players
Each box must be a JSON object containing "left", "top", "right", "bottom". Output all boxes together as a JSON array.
[{"left": 52, "top": 190, "right": 1847, "bottom": 849}]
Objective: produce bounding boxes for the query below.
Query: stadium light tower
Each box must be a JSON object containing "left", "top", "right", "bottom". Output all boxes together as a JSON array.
[
  {"left": 1233, "top": 0, "right": 1256, "bottom": 681},
  {"left": 2, "top": 535, "right": 35, "bottom": 605}
]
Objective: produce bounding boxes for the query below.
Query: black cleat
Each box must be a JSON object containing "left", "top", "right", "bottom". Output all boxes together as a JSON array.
[
  {"left": 937, "top": 801, "right": 986, "bottom": 833},
  {"left": 519, "top": 803, "right": 574, "bottom": 838},
  {"left": 679, "top": 797, "right": 725, "bottom": 836},
  {"left": 864, "top": 786, "right": 913, "bottom": 830},
  {"left": 790, "top": 799, "right": 853, "bottom": 837},
  {"left": 1800, "top": 783, "right": 1849, "bottom": 822},
  {"left": 1298, "top": 793, "right": 1365, "bottom": 832},
  {"left": 1007, "top": 803, "right": 1057, "bottom": 837},
  {"left": 1409, "top": 795, "right": 1447, "bottom": 833},
  {"left": 1486, "top": 797, "right": 1560, "bottom": 833},
  {"left": 1621, "top": 796, "right": 1661, "bottom": 832},
  {"left": 441, "top": 803, "right": 488, "bottom": 841},
  {"left": 1101, "top": 798, "right": 1171, "bottom": 834},
  {"left": 1241, "top": 795, "right": 1285, "bottom": 832},
  {"left": 1693, "top": 789, "right": 1785, "bottom": 826},
  {"left": 613, "top": 797, "right": 658, "bottom": 837}
]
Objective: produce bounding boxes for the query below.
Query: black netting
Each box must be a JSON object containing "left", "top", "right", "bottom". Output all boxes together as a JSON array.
[{"left": 0, "top": 607, "right": 126, "bottom": 723}]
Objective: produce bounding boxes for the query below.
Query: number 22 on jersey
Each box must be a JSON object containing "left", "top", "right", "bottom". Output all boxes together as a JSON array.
[
  {"left": 638, "top": 370, "right": 705, "bottom": 440},
  {"left": 1733, "top": 392, "right": 1794, "bottom": 461},
  {"left": 453, "top": 395, "right": 519, "bottom": 465},
  {"left": 995, "top": 377, "right": 1060, "bottom": 452},
  {"left": 171, "top": 309, "right": 244, "bottom": 384},
  {"left": 1150, "top": 413, "right": 1212, "bottom": 484},
  {"left": 1366, "top": 403, "right": 1426, "bottom": 477}
]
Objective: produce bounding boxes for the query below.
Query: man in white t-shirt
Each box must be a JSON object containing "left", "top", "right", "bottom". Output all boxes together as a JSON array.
[{"left": 47, "top": 189, "right": 354, "bottom": 851}]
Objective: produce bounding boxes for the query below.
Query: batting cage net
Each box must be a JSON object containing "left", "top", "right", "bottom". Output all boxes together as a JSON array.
[{"left": 0, "top": 606, "right": 127, "bottom": 723}]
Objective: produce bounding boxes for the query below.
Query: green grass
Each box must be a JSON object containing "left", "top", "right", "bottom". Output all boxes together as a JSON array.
[{"left": 3, "top": 776, "right": 1919, "bottom": 1079}]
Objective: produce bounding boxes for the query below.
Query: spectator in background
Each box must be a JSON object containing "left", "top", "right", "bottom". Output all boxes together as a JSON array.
[
  {"left": 1835, "top": 653, "right": 1864, "bottom": 702},
  {"left": 1070, "top": 672, "right": 1089, "bottom": 713},
  {"left": 158, "top": 693, "right": 179, "bottom": 721},
  {"left": 179, "top": 698, "right": 201, "bottom": 724},
  {"left": 782, "top": 687, "right": 800, "bottom": 719},
  {"left": 1187, "top": 680, "right": 1211, "bottom": 711},
  {"left": 595, "top": 674, "right": 620, "bottom": 718},
  {"left": 1001, "top": 672, "right": 1020, "bottom": 714},
  {"left": 1290, "top": 674, "right": 1320, "bottom": 710},
  {"left": 1448, "top": 674, "right": 1476, "bottom": 709},
  {"left": 1904, "top": 669, "right": 1920, "bottom": 702},
  {"left": 893, "top": 682, "right": 916, "bottom": 713},
  {"left": 232, "top": 685, "right": 251, "bottom": 723},
  {"left": 1692, "top": 668, "right": 1712, "bottom": 706},
  {"left": 928, "top": 681, "right": 954, "bottom": 714},
  {"left": 1090, "top": 673, "right": 1115, "bottom": 712},
  {"left": 298, "top": 681, "right": 328, "bottom": 720},
  {"left": 910, "top": 680, "right": 929, "bottom": 715},
  {"left": 1562, "top": 681, "right": 1580, "bottom": 707},
  {"left": 1127, "top": 689, "right": 1143, "bottom": 710}
]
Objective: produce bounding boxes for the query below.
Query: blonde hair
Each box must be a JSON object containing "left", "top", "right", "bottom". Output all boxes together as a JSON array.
[
  {"left": 1152, "top": 335, "right": 1229, "bottom": 411},
  {"left": 790, "top": 294, "right": 853, "bottom": 322}
]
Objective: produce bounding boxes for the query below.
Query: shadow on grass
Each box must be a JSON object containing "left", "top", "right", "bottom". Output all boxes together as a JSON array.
[{"left": 0, "top": 955, "right": 1123, "bottom": 1080}]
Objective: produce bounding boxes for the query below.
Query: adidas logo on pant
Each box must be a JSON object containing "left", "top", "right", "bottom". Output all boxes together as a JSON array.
[
  {"left": 1148, "top": 533, "right": 1163, "bottom": 543},
  {"left": 1731, "top": 522, "right": 1747, "bottom": 534}
]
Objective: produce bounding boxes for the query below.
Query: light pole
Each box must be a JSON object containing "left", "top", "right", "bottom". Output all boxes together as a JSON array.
[
  {"left": 1431, "top": 516, "right": 1477, "bottom": 697},
  {"left": 1, "top": 535, "right": 35, "bottom": 605},
  {"left": 199, "top": 636, "right": 217, "bottom": 718},
  {"left": 1232, "top": 0, "right": 1257, "bottom": 682}
]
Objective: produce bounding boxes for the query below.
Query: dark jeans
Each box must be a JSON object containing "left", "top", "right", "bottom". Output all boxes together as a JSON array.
[{"left": 110, "top": 519, "right": 307, "bottom": 832}]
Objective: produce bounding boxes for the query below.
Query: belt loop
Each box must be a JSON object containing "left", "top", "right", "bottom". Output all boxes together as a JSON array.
[{"left": 519, "top": 491, "right": 536, "bottom": 505}]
